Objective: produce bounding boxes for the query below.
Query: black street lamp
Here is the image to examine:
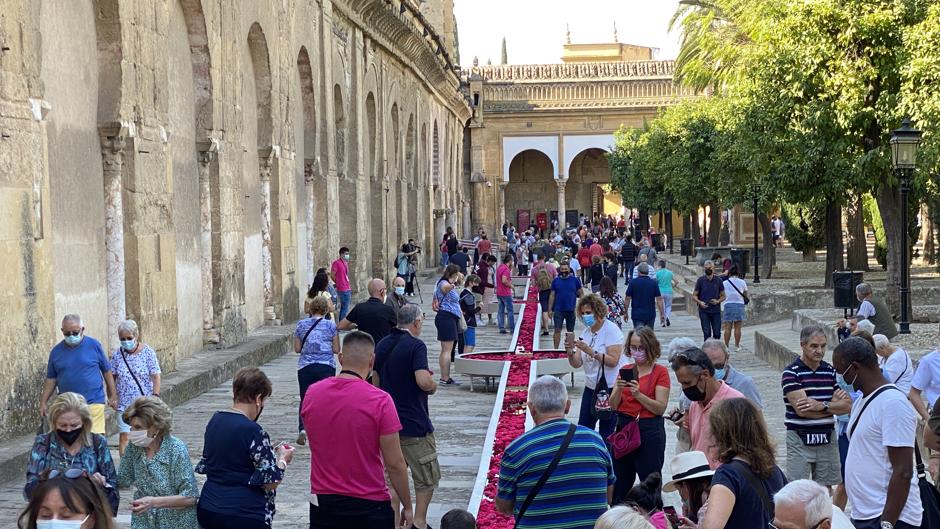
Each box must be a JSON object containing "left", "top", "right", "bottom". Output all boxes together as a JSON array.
[
  {"left": 751, "top": 182, "right": 760, "bottom": 284},
  {"left": 666, "top": 196, "right": 674, "bottom": 254},
  {"left": 890, "top": 118, "right": 922, "bottom": 335}
]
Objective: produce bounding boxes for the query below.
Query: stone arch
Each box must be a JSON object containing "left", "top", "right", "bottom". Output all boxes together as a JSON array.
[
  {"left": 333, "top": 84, "right": 346, "bottom": 178},
  {"left": 505, "top": 150, "right": 556, "bottom": 229},
  {"left": 367, "top": 92, "right": 385, "bottom": 279},
  {"left": 502, "top": 136, "right": 559, "bottom": 183},
  {"left": 178, "top": 0, "right": 213, "bottom": 134},
  {"left": 406, "top": 114, "right": 418, "bottom": 244},
  {"left": 297, "top": 46, "right": 321, "bottom": 288},
  {"left": 567, "top": 148, "right": 615, "bottom": 219},
  {"left": 390, "top": 103, "right": 401, "bottom": 179},
  {"left": 247, "top": 23, "right": 273, "bottom": 148}
]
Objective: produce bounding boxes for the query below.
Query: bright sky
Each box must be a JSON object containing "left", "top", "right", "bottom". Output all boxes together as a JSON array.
[{"left": 453, "top": 0, "right": 682, "bottom": 66}]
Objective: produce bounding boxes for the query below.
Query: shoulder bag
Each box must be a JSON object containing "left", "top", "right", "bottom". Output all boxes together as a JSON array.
[
  {"left": 606, "top": 368, "right": 655, "bottom": 458},
  {"left": 119, "top": 349, "right": 146, "bottom": 396},
  {"left": 513, "top": 424, "right": 577, "bottom": 529},
  {"left": 299, "top": 317, "right": 324, "bottom": 351},
  {"left": 591, "top": 355, "right": 614, "bottom": 421},
  {"left": 724, "top": 277, "right": 749, "bottom": 305},
  {"left": 848, "top": 384, "right": 898, "bottom": 437}
]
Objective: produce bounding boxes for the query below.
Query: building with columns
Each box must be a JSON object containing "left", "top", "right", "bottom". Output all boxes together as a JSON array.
[
  {"left": 0, "top": 0, "right": 469, "bottom": 440},
  {"left": 462, "top": 39, "right": 699, "bottom": 235}
]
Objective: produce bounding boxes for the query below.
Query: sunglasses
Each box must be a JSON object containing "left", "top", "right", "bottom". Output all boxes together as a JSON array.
[
  {"left": 40, "top": 468, "right": 87, "bottom": 481},
  {"left": 670, "top": 351, "right": 703, "bottom": 369},
  {"left": 62, "top": 330, "right": 82, "bottom": 337}
]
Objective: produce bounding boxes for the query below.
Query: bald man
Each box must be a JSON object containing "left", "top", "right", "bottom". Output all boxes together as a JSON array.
[
  {"left": 302, "top": 331, "right": 415, "bottom": 528},
  {"left": 338, "top": 278, "right": 398, "bottom": 343},
  {"left": 386, "top": 276, "right": 410, "bottom": 320}
]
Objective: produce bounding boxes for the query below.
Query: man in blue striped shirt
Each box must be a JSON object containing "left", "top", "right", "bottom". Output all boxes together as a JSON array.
[
  {"left": 781, "top": 325, "right": 851, "bottom": 489},
  {"left": 496, "top": 376, "right": 614, "bottom": 529}
]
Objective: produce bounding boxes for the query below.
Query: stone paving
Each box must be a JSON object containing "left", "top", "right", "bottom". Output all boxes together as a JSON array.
[{"left": 0, "top": 274, "right": 792, "bottom": 528}]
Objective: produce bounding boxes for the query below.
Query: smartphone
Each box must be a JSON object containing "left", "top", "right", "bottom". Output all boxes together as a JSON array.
[
  {"left": 668, "top": 409, "right": 685, "bottom": 423},
  {"left": 619, "top": 367, "right": 634, "bottom": 382},
  {"left": 663, "top": 506, "right": 681, "bottom": 528}
]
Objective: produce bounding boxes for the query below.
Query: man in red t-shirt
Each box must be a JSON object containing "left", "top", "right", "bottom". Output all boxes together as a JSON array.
[
  {"left": 330, "top": 247, "right": 352, "bottom": 321},
  {"left": 302, "top": 331, "right": 414, "bottom": 528},
  {"left": 577, "top": 245, "right": 593, "bottom": 283},
  {"left": 476, "top": 234, "right": 492, "bottom": 264}
]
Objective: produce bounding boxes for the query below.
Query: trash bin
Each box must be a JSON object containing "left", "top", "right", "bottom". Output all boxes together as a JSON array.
[
  {"left": 833, "top": 271, "right": 864, "bottom": 310},
  {"left": 651, "top": 234, "right": 664, "bottom": 252},
  {"left": 729, "top": 249, "right": 750, "bottom": 277},
  {"left": 680, "top": 239, "right": 694, "bottom": 257}
]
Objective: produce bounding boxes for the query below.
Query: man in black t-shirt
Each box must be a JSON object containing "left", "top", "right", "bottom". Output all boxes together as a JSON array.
[{"left": 338, "top": 278, "right": 397, "bottom": 344}]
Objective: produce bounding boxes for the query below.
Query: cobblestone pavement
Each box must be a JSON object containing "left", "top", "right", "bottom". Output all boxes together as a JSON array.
[{"left": 0, "top": 275, "right": 790, "bottom": 528}]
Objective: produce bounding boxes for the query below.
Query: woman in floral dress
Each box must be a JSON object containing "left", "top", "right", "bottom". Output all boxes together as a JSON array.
[{"left": 599, "top": 276, "right": 625, "bottom": 329}]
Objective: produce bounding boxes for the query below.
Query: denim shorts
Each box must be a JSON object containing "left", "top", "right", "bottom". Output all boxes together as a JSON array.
[
  {"left": 116, "top": 410, "right": 131, "bottom": 433},
  {"left": 463, "top": 327, "right": 476, "bottom": 346},
  {"left": 723, "top": 302, "right": 746, "bottom": 322},
  {"left": 553, "top": 310, "right": 576, "bottom": 332}
]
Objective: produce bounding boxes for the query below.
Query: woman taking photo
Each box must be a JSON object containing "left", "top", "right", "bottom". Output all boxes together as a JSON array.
[
  {"left": 25, "top": 393, "right": 118, "bottom": 515},
  {"left": 118, "top": 397, "right": 199, "bottom": 528},
  {"left": 19, "top": 471, "right": 115, "bottom": 529},
  {"left": 566, "top": 294, "right": 626, "bottom": 440},
  {"left": 699, "top": 398, "right": 787, "bottom": 528},
  {"left": 109, "top": 319, "right": 161, "bottom": 455},
  {"left": 662, "top": 451, "right": 714, "bottom": 525},
  {"left": 434, "top": 264, "right": 463, "bottom": 385},
  {"left": 609, "top": 326, "right": 670, "bottom": 504},
  {"left": 294, "top": 296, "right": 339, "bottom": 445},
  {"left": 196, "top": 368, "right": 294, "bottom": 529}
]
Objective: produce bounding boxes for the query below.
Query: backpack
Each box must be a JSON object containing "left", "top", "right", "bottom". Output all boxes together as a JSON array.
[{"left": 536, "top": 269, "right": 552, "bottom": 291}]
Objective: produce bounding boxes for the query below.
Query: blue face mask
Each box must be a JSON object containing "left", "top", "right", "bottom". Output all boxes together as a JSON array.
[
  {"left": 836, "top": 374, "right": 854, "bottom": 394},
  {"left": 714, "top": 368, "right": 726, "bottom": 380},
  {"left": 121, "top": 339, "right": 137, "bottom": 351},
  {"left": 64, "top": 334, "right": 82, "bottom": 346},
  {"left": 394, "top": 286, "right": 405, "bottom": 296},
  {"left": 582, "top": 314, "right": 596, "bottom": 327},
  {"left": 342, "top": 254, "right": 350, "bottom": 261}
]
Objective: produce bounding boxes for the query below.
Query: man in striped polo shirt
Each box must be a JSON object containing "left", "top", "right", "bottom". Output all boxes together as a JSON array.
[
  {"left": 496, "top": 376, "right": 614, "bottom": 529},
  {"left": 782, "top": 325, "right": 851, "bottom": 489}
]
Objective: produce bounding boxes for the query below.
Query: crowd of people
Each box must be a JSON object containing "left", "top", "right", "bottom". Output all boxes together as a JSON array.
[{"left": 17, "top": 215, "right": 940, "bottom": 529}]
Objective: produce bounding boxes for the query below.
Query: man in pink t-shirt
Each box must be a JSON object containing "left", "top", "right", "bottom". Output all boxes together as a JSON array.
[
  {"left": 495, "top": 254, "right": 515, "bottom": 334},
  {"left": 671, "top": 347, "right": 745, "bottom": 468},
  {"left": 301, "top": 331, "right": 414, "bottom": 528},
  {"left": 476, "top": 235, "right": 492, "bottom": 264},
  {"left": 330, "top": 247, "right": 352, "bottom": 321}
]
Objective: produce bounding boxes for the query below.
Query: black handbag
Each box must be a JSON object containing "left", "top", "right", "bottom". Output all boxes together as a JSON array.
[
  {"left": 915, "top": 442, "right": 940, "bottom": 529},
  {"left": 592, "top": 362, "right": 614, "bottom": 421}
]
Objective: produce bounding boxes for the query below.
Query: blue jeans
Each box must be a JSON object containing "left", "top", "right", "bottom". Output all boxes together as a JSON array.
[
  {"left": 578, "top": 386, "right": 616, "bottom": 441},
  {"left": 441, "top": 252, "right": 449, "bottom": 267},
  {"left": 337, "top": 290, "right": 352, "bottom": 321},
  {"left": 699, "top": 310, "right": 721, "bottom": 340},
  {"left": 497, "top": 295, "right": 515, "bottom": 331}
]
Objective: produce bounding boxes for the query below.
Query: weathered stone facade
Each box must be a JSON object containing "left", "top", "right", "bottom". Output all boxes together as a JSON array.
[{"left": 0, "top": 0, "right": 469, "bottom": 441}]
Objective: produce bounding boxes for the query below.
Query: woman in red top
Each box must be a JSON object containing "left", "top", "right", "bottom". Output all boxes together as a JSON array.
[{"left": 609, "top": 325, "right": 671, "bottom": 505}]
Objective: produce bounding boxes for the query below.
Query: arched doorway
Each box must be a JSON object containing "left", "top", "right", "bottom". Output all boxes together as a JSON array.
[
  {"left": 505, "top": 150, "right": 556, "bottom": 231},
  {"left": 296, "top": 46, "right": 317, "bottom": 288},
  {"left": 567, "top": 148, "right": 616, "bottom": 223}
]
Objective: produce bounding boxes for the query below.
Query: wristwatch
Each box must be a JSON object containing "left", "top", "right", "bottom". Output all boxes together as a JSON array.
[
  {"left": 823, "top": 401, "right": 829, "bottom": 412},
  {"left": 881, "top": 521, "right": 894, "bottom": 529}
]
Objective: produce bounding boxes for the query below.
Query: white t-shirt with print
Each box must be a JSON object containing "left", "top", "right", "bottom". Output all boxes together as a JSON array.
[
  {"left": 578, "top": 319, "right": 627, "bottom": 390},
  {"left": 881, "top": 348, "right": 914, "bottom": 395},
  {"left": 845, "top": 384, "right": 922, "bottom": 525}
]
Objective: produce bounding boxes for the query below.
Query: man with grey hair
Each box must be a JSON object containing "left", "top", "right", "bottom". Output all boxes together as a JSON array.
[
  {"left": 693, "top": 260, "right": 725, "bottom": 341},
  {"left": 372, "top": 303, "right": 438, "bottom": 529},
  {"left": 772, "top": 479, "right": 855, "bottom": 529},
  {"left": 624, "top": 262, "right": 665, "bottom": 329},
  {"left": 40, "top": 314, "right": 118, "bottom": 434},
  {"left": 496, "top": 376, "right": 614, "bottom": 527},
  {"left": 667, "top": 337, "right": 699, "bottom": 454},
  {"left": 701, "top": 338, "right": 762, "bottom": 406},
  {"left": 781, "top": 325, "right": 851, "bottom": 488},
  {"left": 843, "top": 282, "right": 898, "bottom": 339}
]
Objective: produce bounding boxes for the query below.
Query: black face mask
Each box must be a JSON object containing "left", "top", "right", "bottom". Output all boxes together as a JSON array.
[
  {"left": 705, "top": 269, "right": 714, "bottom": 276},
  {"left": 682, "top": 379, "right": 707, "bottom": 402},
  {"left": 560, "top": 272, "right": 570, "bottom": 277},
  {"left": 57, "top": 428, "right": 82, "bottom": 446}
]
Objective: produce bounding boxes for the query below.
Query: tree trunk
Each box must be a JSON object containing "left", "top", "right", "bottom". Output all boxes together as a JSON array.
[
  {"left": 876, "top": 184, "right": 907, "bottom": 319},
  {"left": 921, "top": 200, "right": 936, "bottom": 265},
  {"left": 824, "top": 197, "right": 844, "bottom": 289},
  {"left": 708, "top": 203, "right": 721, "bottom": 246},
  {"left": 757, "top": 212, "right": 775, "bottom": 279},
  {"left": 691, "top": 211, "right": 701, "bottom": 246},
  {"left": 846, "top": 193, "right": 869, "bottom": 271},
  {"left": 682, "top": 212, "right": 691, "bottom": 239},
  {"left": 639, "top": 208, "right": 650, "bottom": 232}
]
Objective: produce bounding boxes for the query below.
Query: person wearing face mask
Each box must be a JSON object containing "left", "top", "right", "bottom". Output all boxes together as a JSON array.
[
  {"left": 386, "top": 276, "right": 410, "bottom": 320},
  {"left": 692, "top": 260, "right": 726, "bottom": 341},
  {"left": 196, "top": 367, "right": 294, "bottom": 529},
  {"left": 293, "top": 296, "right": 340, "bottom": 446},
  {"left": 40, "top": 314, "right": 119, "bottom": 435},
  {"left": 338, "top": 278, "right": 398, "bottom": 345},
  {"left": 567, "top": 294, "right": 626, "bottom": 440},
  {"left": 609, "top": 326, "right": 670, "bottom": 505},
  {"left": 25, "top": 393, "right": 119, "bottom": 516},
  {"left": 670, "top": 347, "right": 744, "bottom": 469},
  {"left": 117, "top": 397, "right": 198, "bottom": 529},
  {"left": 18, "top": 471, "right": 116, "bottom": 529},
  {"left": 108, "top": 320, "right": 161, "bottom": 456},
  {"left": 330, "top": 246, "right": 353, "bottom": 321},
  {"left": 549, "top": 261, "right": 585, "bottom": 349}
]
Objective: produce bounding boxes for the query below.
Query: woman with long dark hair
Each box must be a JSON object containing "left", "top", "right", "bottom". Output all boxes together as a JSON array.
[
  {"left": 305, "top": 269, "right": 335, "bottom": 320},
  {"left": 19, "top": 471, "right": 116, "bottom": 529},
  {"left": 699, "top": 398, "right": 787, "bottom": 528},
  {"left": 598, "top": 276, "right": 624, "bottom": 329}
]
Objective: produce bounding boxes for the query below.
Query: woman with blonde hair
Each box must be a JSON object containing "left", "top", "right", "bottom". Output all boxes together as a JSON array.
[
  {"left": 567, "top": 294, "right": 626, "bottom": 440},
  {"left": 699, "top": 398, "right": 787, "bottom": 529},
  {"left": 293, "top": 295, "right": 339, "bottom": 445},
  {"left": 118, "top": 396, "right": 199, "bottom": 528},
  {"left": 594, "top": 506, "right": 655, "bottom": 529},
  {"left": 25, "top": 392, "right": 118, "bottom": 515}
]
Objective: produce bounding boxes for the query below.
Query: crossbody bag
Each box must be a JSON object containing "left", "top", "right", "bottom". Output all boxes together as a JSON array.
[
  {"left": 514, "top": 424, "right": 577, "bottom": 529},
  {"left": 724, "top": 277, "right": 749, "bottom": 305},
  {"left": 299, "top": 317, "right": 324, "bottom": 350},
  {"left": 849, "top": 384, "right": 899, "bottom": 438},
  {"left": 119, "top": 349, "right": 146, "bottom": 396}
]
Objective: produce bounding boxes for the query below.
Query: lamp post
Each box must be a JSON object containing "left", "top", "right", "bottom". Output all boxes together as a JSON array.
[
  {"left": 666, "top": 196, "right": 674, "bottom": 254},
  {"left": 890, "top": 118, "right": 922, "bottom": 335},
  {"left": 751, "top": 182, "right": 760, "bottom": 284}
]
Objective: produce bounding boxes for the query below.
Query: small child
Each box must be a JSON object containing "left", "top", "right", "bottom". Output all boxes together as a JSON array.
[{"left": 624, "top": 472, "right": 668, "bottom": 529}]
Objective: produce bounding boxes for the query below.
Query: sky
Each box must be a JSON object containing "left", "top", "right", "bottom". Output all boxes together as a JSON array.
[{"left": 453, "top": 0, "right": 682, "bottom": 67}]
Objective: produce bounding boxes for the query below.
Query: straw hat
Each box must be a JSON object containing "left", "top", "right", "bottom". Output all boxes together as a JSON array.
[{"left": 662, "top": 451, "right": 715, "bottom": 492}]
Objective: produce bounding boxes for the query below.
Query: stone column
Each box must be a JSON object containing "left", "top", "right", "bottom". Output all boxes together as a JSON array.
[
  {"left": 462, "top": 200, "right": 472, "bottom": 238},
  {"left": 259, "top": 148, "right": 277, "bottom": 324},
  {"left": 304, "top": 157, "right": 319, "bottom": 287},
  {"left": 197, "top": 139, "right": 219, "bottom": 343},
  {"left": 498, "top": 181, "right": 508, "bottom": 227},
  {"left": 557, "top": 179, "right": 568, "bottom": 226},
  {"left": 99, "top": 124, "right": 129, "bottom": 351}
]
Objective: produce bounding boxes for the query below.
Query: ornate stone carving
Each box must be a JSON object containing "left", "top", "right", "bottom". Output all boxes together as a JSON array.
[{"left": 460, "top": 60, "right": 676, "bottom": 83}]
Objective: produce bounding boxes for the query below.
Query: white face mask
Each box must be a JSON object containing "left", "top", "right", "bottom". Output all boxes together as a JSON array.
[
  {"left": 128, "top": 430, "right": 154, "bottom": 448},
  {"left": 37, "top": 515, "right": 89, "bottom": 529}
]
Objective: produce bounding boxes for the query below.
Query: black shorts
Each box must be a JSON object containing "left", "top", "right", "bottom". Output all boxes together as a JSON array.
[
  {"left": 539, "top": 290, "right": 551, "bottom": 312},
  {"left": 435, "top": 311, "right": 459, "bottom": 341}
]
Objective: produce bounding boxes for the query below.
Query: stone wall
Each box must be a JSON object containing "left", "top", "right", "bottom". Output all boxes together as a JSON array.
[{"left": 0, "top": 0, "right": 470, "bottom": 442}]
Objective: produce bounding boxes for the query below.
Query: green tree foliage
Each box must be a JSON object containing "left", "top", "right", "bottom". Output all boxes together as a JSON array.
[{"left": 781, "top": 202, "right": 826, "bottom": 257}]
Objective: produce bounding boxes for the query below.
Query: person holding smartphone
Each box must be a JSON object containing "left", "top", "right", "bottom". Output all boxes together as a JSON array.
[{"left": 609, "top": 326, "right": 671, "bottom": 505}]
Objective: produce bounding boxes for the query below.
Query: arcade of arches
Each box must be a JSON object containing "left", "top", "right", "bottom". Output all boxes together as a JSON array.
[{"left": 0, "top": 0, "right": 468, "bottom": 438}]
